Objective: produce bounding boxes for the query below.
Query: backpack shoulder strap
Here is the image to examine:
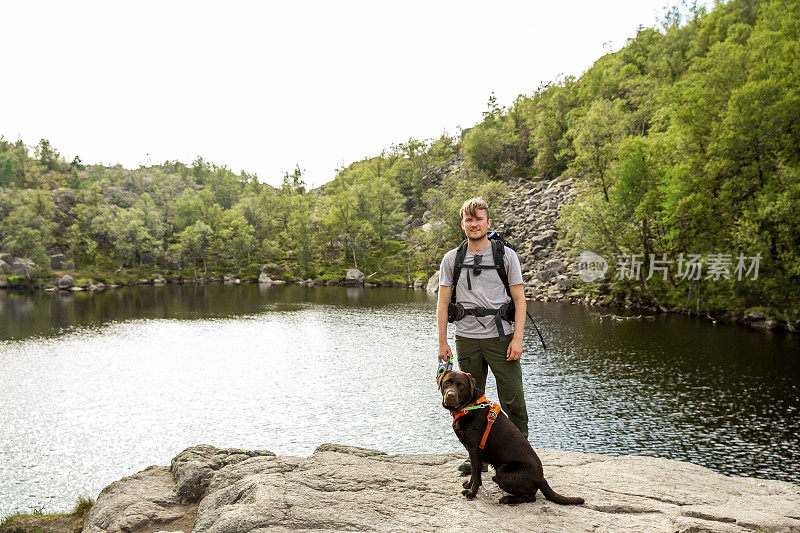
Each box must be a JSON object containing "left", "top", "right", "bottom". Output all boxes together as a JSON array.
[
  {"left": 450, "top": 240, "right": 468, "bottom": 303},
  {"left": 492, "top": 239, "right": 512, "bottom": 298}
]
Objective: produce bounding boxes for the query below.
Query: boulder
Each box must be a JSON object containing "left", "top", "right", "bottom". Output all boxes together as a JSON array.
[
  {"left": 260, "top": 263, "right": 285, "bottom": 275},
  {"left": 82, "top": 444, "right": 800, "bottom": 533},
  {"left": 258, "top": 273, "right": 273, "bottom": 285},
  {"left": 545, "top": 259, "right": 566, "bottom": 274},
  {"left": 82, "top": 466, "right": 197, "bottom": 533},
  {"left": 413, "top": 279, "right": 425, "bottom": 290},
  {"left": 0, "top": 259, "right": 10, "bottom": 273},
  {"left": 345, "top": 269, "right": 365, "bottom": 285},
  {"left": 426, "top": 271, "right": 440, "bottom": 293},
  {"left": 420, "top": 220, "right": 446, "bottom": 233},
  {"left": 530, "top": 229, "right": 557, "bottom": 246},
  {"left": 10, "top": 258, "right": 37, "bottom": 277},
  {"left": 555, "top": 274, "right": 574, "bottom": 292},
  {"left": 49, "top": 253, "right": 68, "bottom": 269},
  {"left": 58, "top": 275, "right": 75, "bottom": 289},
  {"left": 422, "top": 210, "right": 433, "bottom": 222}
]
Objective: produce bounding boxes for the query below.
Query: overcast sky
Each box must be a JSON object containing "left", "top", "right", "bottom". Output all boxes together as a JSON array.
[{"left": 2, "top": 1, "right": 707, "bottom": 187}]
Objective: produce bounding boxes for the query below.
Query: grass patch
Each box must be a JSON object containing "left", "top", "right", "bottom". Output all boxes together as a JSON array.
[{"left": 0, "top": 496, "right": 94, "bottom": 533}]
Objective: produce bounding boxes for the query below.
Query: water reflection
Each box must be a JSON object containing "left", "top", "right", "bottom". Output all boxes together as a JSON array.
[
  {"left": 0, "top": 286, "right": 797, "bottom": 516},
  {"left": 0, "top": 285, "right": 434, "bottom": 340}
]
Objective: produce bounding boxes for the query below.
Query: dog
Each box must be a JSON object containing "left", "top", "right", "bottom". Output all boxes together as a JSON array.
[{"left": 437, "top": 369, "right": 584, "bottom": 505}]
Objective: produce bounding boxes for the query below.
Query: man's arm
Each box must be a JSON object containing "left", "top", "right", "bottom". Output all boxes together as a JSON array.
[
  {"left": 506, "top": 284, "right": 526, "bottom": 361},
  {"left": 437, "top": 285, "right": 454, "bottom": 361}
]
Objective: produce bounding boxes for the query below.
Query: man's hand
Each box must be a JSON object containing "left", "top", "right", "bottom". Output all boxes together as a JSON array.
[
  {"left": 506, "top": 338, "right": 523, "bottom": 361},
  {"left": 439, "top": 341, "right": 453, "bottom": 361}
]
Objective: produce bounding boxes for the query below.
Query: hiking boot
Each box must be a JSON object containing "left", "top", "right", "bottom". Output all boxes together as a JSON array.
[{"left": 457, "top": 460, "right": 488, "bottom": 476}]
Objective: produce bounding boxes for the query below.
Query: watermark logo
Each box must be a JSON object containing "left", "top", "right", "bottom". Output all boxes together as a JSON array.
[
  {"left": 578, "top": 251, "right": 609, "bottom": 282},
  {"left": 576, "top": 252, "right": 762, "bottom": 282}
]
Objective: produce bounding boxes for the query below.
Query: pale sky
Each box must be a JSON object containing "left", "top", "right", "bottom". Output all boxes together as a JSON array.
[{"left": 2, "top": 1, "right": 707, "bottom": 187}]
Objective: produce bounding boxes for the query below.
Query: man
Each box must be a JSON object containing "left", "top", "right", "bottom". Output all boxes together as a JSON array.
[{"left": 437, "top": 197, "right": 529, "bottom": 473}]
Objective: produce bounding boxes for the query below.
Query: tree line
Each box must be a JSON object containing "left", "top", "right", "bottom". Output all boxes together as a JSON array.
[
  {"left": 460, "top": 0, "right": 799, "bottom": 312},
  {"left": 0, "top": 135, "right": 500, "bottom": 286},
  {"left": 2, "top": 0, "right": 797, "bottom": 315}
]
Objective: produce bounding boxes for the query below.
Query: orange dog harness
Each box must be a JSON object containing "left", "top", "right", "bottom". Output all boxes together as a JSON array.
[{"left": 451, "top": 395, "right": 503, "bottom": 450}]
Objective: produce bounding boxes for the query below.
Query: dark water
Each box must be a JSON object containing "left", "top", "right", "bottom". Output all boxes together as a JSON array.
[{"left": 0, "top": 284, "right": 798, "bottom": 514}]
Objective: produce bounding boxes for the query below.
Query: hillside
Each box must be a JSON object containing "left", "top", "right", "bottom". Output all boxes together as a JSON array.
[{"left": 1, "top": 0, "right": 798, "bottom": 323}]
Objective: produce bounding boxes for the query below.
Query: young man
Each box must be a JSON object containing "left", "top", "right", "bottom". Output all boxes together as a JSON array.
[{"left": 437, "top": 197, "right": 529, "bottom": 472}]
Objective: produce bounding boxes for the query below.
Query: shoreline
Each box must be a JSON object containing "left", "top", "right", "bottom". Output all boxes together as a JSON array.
[
  {"left": 1, "top": 274, "right": 797, "bottom": 335},
  {"left": 37, "top": 445, "right": 800, "bottom": 532}
]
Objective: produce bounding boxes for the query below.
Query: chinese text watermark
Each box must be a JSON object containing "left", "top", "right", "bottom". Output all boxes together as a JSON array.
[{"left": 578, "top": 252, "right": 761, "bottom": 282}]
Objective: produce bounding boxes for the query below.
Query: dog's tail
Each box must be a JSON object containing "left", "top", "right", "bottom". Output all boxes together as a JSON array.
[{"left": 539, "top": 478, "right": 585, "bottom": 505}]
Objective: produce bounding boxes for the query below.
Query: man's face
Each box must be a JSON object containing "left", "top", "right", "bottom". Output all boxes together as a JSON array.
[{"left": 461, "top": 209, "right": 491, "bottom": 241}]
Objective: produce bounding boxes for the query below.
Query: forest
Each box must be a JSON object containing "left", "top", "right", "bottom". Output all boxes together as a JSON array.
[{"left": 1, "top": 0, "right": 797, "bottom": 313}]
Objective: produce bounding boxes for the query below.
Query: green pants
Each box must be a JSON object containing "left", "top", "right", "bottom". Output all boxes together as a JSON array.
[{"left": 455, "top": 335, "right": 529, "bottom": 439}]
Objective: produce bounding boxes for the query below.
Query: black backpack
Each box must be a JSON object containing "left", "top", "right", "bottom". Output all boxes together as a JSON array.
[{"left": 446, "top": 232, "right": 546, "bottom": 349}]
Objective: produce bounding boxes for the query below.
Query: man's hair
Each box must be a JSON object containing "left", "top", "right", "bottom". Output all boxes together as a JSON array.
[{"left": 459, "top": 197, "right": 490, "bottom": 220}]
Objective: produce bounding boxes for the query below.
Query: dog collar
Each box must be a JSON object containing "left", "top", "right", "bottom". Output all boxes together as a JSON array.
[{"left": 451, "top": 395, "right": 491, "bottom": 422}]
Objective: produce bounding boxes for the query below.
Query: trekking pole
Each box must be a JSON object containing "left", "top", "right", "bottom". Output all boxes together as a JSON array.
[{"left": 526, "top": 311, "right": 547, "bottom": 351}]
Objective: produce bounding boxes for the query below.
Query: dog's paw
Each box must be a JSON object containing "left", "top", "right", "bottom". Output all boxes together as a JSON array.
[
  {"left": 461, "top": 489, "right": 477, "bottom": 499},
  {"left": 462, "top": 479, "right": 471, "bottom": 489},
  {"left": 498, "top": 495, "right": 516, "bottom": 505}
]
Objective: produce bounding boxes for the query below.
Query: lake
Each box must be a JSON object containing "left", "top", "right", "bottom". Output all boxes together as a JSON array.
[{"left": 0, "top": 284, "right": 798, "bottom": 515}]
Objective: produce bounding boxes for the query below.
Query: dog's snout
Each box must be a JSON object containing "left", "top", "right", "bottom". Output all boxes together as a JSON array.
[{"left": 443, "top": 389, "right": 459, "bottom": 407}]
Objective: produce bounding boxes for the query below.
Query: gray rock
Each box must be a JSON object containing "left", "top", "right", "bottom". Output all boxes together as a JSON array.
[
  {"left": 422, "top": 210, "right": 433, "bottom": 222},
  {"left": 555, "top": 274, "right": 574, "bottom": 292},
  {"left": 413, "top": 279, "right": 424, "bottom": 289},
  {"left": 154, "top": 277, "right": 167, "bottom": 285},
  {"left": 258, "top": 273, "right": 273, "bottom": 284},
  {"left": 421, "top": 220, "right": 446, "bottom": 233},
  {"left": 58, "top": 275, "right": 75, "bottom": 289},
  {"left": 82, "top": 465, "right": 197, "bottom": 533},
  {"left": 0, "top": 259, "right": 10, "bottom": 273},
  {"left": 401, "top": 215, "right": 414, "bottom": 226},
  {"left": 426, "top": 271, "right": 440, "bottom": 293},
  {"left": 170, "top": 444, "right": 275, "bottom": 503},
  {"left": 545, "top": 259, "right": 566, "bottom": 274},
  {"left": 85, "top": 445, "right": 800, "bottom": 533},
  {"left": 50, "top": 253, "right": 68, "bottom": 269},
  {"left": 530, "top": 229, "right": 558, "bottom": 246},
  {"left": 260, "top": 263, "right": 285, "bottom": 274},
  {"left": 346, "top": 268, "right": 365, "bottom": 285},
  {"left": 750, "top": 320, "right": 780, "bottom": 330},
  {"left": 10, "top": 258, "right": 37, "bottom": 277}
]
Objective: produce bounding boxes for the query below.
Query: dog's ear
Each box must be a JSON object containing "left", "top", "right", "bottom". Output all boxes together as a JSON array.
[
  {"left": 436, "top": 370, "right": 450, "bottom": 389},
  {"left": 467, "top": 373, "right": 477, "bottom": 400}
]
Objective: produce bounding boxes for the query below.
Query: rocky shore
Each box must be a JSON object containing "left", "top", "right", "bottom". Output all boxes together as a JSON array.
[{"left": 80, "top": 444, "right": 800, "bottom": 533}]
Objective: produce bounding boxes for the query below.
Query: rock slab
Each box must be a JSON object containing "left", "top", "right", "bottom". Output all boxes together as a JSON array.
[{"left": 82, "top": 444, "right": 800, "bottom": 533}]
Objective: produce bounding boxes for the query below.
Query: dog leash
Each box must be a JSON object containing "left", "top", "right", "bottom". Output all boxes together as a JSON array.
[{"left": 437, "top": 355, "right": 453, "bottom": 376}]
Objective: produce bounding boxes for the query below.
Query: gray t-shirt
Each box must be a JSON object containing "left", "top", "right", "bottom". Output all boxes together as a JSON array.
[{"left": 439, "top": 243, "right": 524, "bottom": 339}]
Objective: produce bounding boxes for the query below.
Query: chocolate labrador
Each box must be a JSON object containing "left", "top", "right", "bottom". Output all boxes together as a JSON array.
[{"left": 437, "top": 369, "right": 584, "bottom": 505}]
